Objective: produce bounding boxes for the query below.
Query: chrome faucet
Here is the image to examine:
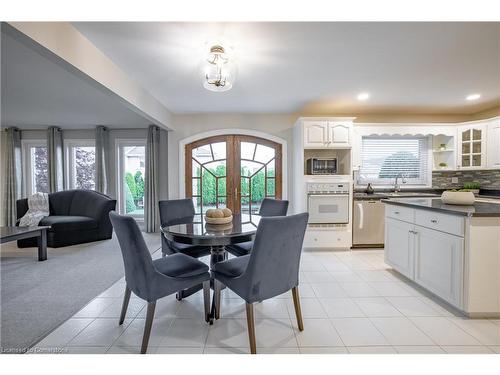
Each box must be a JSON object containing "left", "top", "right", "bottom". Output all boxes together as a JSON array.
[{"left": 393, "top": 173, "right": 407, "bottom": 193}]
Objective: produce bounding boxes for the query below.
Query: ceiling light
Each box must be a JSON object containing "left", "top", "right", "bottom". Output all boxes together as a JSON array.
[
  {"left": 357, "top": 92, "right": 370, "bottom": 101},
  {"left": 202, "top": 44, "right": 237, "bottom": 92},
  {"left": 466, "top": 93, "right": 481, "bottom": 101}
]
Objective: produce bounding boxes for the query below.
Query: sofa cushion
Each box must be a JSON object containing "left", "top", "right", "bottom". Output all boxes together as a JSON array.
[
  {"left": 153, "top": 253, "right": 209, "bottom": 278},
  {"left": 69, "top": 190, "right": 113, "bottom": 218},
  {"left": 48, "top": 190, "right": 76, "bottom": 215},
  {"left": 213, "top": 255, "right": 250, "bottom": 278},
  {"left": 39, "top": 215, "right": 99, "bottom": 231}
]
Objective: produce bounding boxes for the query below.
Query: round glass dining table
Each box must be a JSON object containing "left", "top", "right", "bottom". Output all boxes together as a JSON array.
[{"left": 161, "top": 213, "right": 260, "bottom": 320}]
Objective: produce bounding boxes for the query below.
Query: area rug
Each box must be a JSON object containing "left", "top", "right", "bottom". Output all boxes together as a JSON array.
[{"left": 0, "top": 232, "right": 161, "bottom": 353}]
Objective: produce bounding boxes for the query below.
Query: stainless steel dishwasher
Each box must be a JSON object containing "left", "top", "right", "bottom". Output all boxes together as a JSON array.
[{"left": 352, "top": 197, "right": 385, "bottom": 248}]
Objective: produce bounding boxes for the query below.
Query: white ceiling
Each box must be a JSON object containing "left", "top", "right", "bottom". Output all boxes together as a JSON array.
[
  {"left": 72, "top": 22, "right": 500, "bottom": 115},
  {"left": 1, "top": 28, "right": 151, "bottom": 129}
]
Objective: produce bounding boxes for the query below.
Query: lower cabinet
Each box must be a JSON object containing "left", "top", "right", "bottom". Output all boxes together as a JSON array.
[
  {"left": 385, "top": 211, "right": 465, "bottom": 310},
  {"left": 385, "top": 218, "right": 414, "bottom": 279},
  {"left": 414, "top": 227, "right": 464, "bottom": 308}
]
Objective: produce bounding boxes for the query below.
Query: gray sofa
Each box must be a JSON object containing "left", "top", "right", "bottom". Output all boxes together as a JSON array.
[{"left": 16, "top": 189, "right": 116, "bottom": 248}]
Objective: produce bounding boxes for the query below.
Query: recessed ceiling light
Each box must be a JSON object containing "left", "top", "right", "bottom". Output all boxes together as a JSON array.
[
  {"left": 466, "top": 93, "right": 481, "bottom": 101},
  {"left": 357, "top": 92, "right": 370, "bottom": 101}
]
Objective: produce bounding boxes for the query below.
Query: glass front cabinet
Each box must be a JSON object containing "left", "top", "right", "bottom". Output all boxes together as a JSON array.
[{"left": 457, "top": 123, "right": 487, "bottom": 169}]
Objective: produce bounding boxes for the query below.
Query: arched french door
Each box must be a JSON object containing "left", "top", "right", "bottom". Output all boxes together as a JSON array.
[{"left": 185, "top": 135, "right": 282, "bottom": 214}]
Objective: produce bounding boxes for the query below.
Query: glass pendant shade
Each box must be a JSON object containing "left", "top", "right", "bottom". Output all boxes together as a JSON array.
[{"left": 202, "top": 45, "right": 236, "bottom": 92}]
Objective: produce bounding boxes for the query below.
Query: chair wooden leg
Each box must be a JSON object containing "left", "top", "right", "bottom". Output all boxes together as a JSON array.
[
  {"left": 202, "top": 280, "right": 211, "bottom": 324},
  {"left": 291, "top": 286, "right": 304, "bottom": 331},
  {"left": 214, "top": 279, "right": 222, "bottom": 319},
  {"left": 141, "top": 301, "right": 156, "bottom": 354},
  {"left": 119, "top": 286, "right": 131, "bottom": 325},
  {"left": 245, "top": 303, "right": 257, "bottom": 354}
]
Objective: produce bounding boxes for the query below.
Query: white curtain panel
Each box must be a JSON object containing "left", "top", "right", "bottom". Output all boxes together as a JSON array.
[
  {"left": 95, "top": 125, "right": 109, "bottom": 194},
  {"left": 2, "top": 127, "right": 22, "bottom": 226},
  {"left": 145, "top": 125, "right": 161, "bottom": 232},
  {"left": 47, "top": 127, "right": 64, "bottom": 193}
]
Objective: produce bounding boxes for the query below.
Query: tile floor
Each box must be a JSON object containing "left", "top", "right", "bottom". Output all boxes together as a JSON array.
[{"left": 33, "top": 249, "right": 500, "bottom": 354}]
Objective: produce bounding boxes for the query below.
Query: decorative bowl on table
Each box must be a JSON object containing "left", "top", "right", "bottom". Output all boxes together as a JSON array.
[
  {"left": 204, "top": 208, "right": 233, "bottom": 225},
  {"left": 441, "top": 190, "right": 475, "bottom": 205}
]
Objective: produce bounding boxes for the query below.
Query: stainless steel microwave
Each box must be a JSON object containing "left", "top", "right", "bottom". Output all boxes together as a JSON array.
[{"left": 306, "top": 158, "right": 337, "bottom": 175}]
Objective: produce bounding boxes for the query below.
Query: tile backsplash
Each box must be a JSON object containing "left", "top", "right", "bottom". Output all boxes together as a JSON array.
[{"left": 432, "top": 169, "right": 500, "bottom": 189}]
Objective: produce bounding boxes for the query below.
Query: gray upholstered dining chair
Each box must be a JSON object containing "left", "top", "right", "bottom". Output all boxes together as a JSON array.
[
  {"left": 226, "top": 198, "right": 289, "bottom": 257},
  {"left": 159, "top": 199, "right": 211, "bottom": 259},
  {"left": 109, "top": 211, "right": 211, "bottom": 354},
  {"left": 211, "top": 212, "right": 309, "bottom": 354}
]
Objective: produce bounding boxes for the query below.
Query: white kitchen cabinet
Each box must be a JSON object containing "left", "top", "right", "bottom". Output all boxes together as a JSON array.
[
  {"left": 385, "top": 217, "right": 414, "bottom": 279},
  {"left": 303, "top": 121, "right": 328, "bottom": 148},
  {"left": 457, "top": 123, "right": 487, "bottom": 169},
  {"left": 327, "top": 122, "right": 351, "bottom": 147},
  {"left": 413, "top": 226, "right": 464, "bottom": 308},
  {"left": 487, "top": 119, "right": 500, "bottom": 168},
  {"left": 303, "top": 120, "right": 352, "bottom": 148}
]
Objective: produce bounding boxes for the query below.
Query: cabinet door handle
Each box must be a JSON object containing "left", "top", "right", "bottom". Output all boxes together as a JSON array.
[
  {"left": 394, "top": 211, "right": 400, "bottom": 214},
  {"left": 430, "top": 219, "right": 438, "bottom": 223}
]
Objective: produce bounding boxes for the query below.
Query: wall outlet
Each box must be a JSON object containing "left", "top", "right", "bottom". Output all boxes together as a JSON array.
[{"left": 451, "top": 177, "right": 459, "bottom": 183}]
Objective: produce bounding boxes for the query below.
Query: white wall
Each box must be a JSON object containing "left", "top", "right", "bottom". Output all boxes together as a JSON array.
[{"left": 168, "top": 114, "right": 296, "bottom": 203}]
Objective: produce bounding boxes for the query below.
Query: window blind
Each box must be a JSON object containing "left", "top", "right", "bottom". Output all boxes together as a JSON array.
[{"left": 359, "top": 136, "right": 429, "bottom": 186}]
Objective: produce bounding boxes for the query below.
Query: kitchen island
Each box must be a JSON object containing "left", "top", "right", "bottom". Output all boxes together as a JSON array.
[{"left": 383, "top": 197, "right": 500, "bottom": 317}]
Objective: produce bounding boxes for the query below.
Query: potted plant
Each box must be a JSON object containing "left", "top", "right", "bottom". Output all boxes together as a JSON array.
[
  {"left": 438, "top": 162, "right": 448, "bottom": 169},
  {"left": 463, "top": 182, "right": 481, "bottom": 195}
]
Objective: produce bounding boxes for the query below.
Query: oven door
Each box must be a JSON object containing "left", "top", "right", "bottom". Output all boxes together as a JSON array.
[{"left": 308, "top": 194, "right": 349, "bottom": 224}]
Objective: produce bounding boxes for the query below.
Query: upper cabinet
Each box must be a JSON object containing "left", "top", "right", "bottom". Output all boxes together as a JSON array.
[
  {"left": 457, "top": 123, "right": 487, "bottom": 169},
  {"left": 303, "top": 120, "right": 352, "bottom": 149},
  {"left": 487, "top": 119, "right": 500, "bottom": 169}
]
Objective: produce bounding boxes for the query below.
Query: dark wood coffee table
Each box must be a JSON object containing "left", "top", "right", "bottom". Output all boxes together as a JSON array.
[{"left": 0, "top": 226, "right": 50, "bottom": 261}]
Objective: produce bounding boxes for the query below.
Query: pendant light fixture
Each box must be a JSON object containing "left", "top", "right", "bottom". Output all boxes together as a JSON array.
[{"left": 202, "top": 44, "right": 236, "bottom": 92}]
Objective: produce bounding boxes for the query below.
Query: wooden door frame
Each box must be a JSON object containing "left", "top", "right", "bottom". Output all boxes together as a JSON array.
[{"left": 184, "top": 134, "right": 283, "bottom": 213}]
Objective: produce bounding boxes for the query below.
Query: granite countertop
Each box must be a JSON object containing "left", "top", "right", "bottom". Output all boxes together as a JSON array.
[
  {"left": 354, "top": 192, "right": 440, "bottom": 200},
  {"left": 382, "top": 197, "right": 500, "bottom": 217}
]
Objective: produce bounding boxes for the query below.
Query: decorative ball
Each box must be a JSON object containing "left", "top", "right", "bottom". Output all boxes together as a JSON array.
[
  {"left": 221, "top": 208, "right": 232, "bottom": 217},
  {"left": 211, "top": 209, "right": 224, "bottom": 218},
  {"left": 206, "top": 209, "right": 216, "bottom": 218}
]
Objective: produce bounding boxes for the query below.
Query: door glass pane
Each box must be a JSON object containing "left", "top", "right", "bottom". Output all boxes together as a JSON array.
[
  {"left": 472, "top": 141, "right": 482, "bottom": 154},
  {"left": 267, "top": 178, "right": 276, "bottom": 197},
  {"left": 472, "top": 154, "right": 481, "bottom": 167},
  {"left": 73, "top": 146, "right": 95, "bottom": 190},
  {"left": 254, "top": 144, "right": 275, "bottom": 164},
  {"left": 31, "top": 146, "right": 49, "bottom": 194},
  {"left": 241, "top": 142, "right": 256, "bottom": 160},
  {"left": 462, "top": 155, "right": 471, "bottom": 167},
  {"left": 462, "top": 129, "right": 470, "bottom": 141},
  {"left": 472, "top": 129, "right": 482, "bottom": 141},
  {"left": 123, "top": 146, "right": 145, "bottom": 215}
]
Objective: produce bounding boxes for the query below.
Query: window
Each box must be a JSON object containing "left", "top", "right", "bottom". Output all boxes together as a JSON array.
[
  {"left": 117, "top": 140, "right": 146, "bottom": 218},
  {"left": 22, "top": 140, "right": 49, "bottom": 195},
  {"left": 66, "top": 140, "right": 96, "bottom": 190},
  {"left": 358, "top": 135, "right": 430, "bottom": 186}
]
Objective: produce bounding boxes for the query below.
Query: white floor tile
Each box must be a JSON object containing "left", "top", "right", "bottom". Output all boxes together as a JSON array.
[
  {"left": 300, "top": 347, "right": 348, "bottom": 354},
  {"left": 370, "top": 282, "right": 415, "bottom": 297},
  {"left": 155, "top": 347, "right": 204, "bottom": 354},
  {"left": 99, "top": 298, "right": 146, "bottom": 319},
  {"left": 449, "top": 317, "right": 500, "bottom": 345},
  {"left": 254, "top": 318, "right": 297, "bottom": 348},
  {"left": 488, "top": 346, "right": 500, "bottom": 353},
  {"left": 98, "top": 283, "right": 128, "bottom": 298},
  {"left": 217, "top": 298, "right": 247, "bottom": 318},
  {"left": 394, "top": 346, "right": 445, "bottom": 354},
  {"left": 310, "top": 283, "right": 348, "bottom": 298},
  {"left": 386, "top": 297, "right": 442, "bottom": 317},
  {"left": 303, "top": 271, "right": 337, "bottom": 283},
  {"left": 356, "top": 270, "right": 393, "bottom": 282},
  {"left": 37, "top": 318, "right": 94, "bottom": 347},
  {"left": 354, "top": 298, "right": 403, "bottom": 317},
  {"left": 203, "top": 347, "right": 248, "bottom": 354},
  {"left": 410, "top": 317, "right": 481, "bottom": 346},
  {"left": 113, "top": 317, "right": 173, "bottom": 347},
  {"left": 320, "top": 298, "right": 365, "bottom": 318},
  {"left": 330, "top": 272, "right": 364, "bottom": 283},
  {"left": 339, "top": 282, "right": 381, "bottom": 298},
  {"left": 286, "top": 298, "right": 327, "bottom": 320},
  {"left": 73, "top": 298, "right": 116, "bottom": 318},
  {"left": 330, "top": 318, "right": 389, "bottom": 346},
  {"left": 348, "top": 346, "right": 397, "bottom": 354},
  {"left": 441, "top": 346, "right": 494, "bottom": 354},
  {"left": 107, "top": 346, "right": 144, "bottom": 354},
  {"left": 63, "top": 346, "right": 108, "bottom": 354},
  {"left": 67, "top": 318, "right": 131, "bottom": 347},
  {"left": 159, "top": 318, "right": 209, "bottom": 347},
  {"left": 258, "top": 347, "right": 301, "bottom": 354},
  {"left": 294, "top": 319, "right": 343, "bottom": 347},
  {"left": 254, "top": 299, "right": 290, "bottom": 319},
  {"left": 205, "top": 319, "right": 250, "bottom": 348},
  {"left": 370, "top": 317, "right": 434, "bottom": 346}
]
